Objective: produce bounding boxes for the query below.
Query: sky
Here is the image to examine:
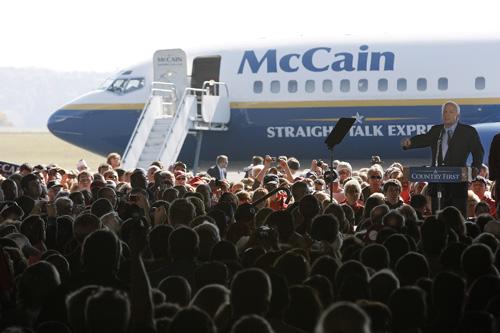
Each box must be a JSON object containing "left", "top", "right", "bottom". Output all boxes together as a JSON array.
[{"left": 1, "top": 0, "right": 500, "bottom": 72}]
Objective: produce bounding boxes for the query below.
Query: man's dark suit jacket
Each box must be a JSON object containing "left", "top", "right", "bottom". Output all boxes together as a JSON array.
[
  {"left": 489, "top": 133, "right": 500, "bottom": 180},
  {"left": 489, "top": 133, "right": 500, "bottom": 201},
  {"left": 408, "top": 123, "right": 484, "bottom": 169},
  {"left": 207, "top": 165, "right": 226, "bottom": 180}
]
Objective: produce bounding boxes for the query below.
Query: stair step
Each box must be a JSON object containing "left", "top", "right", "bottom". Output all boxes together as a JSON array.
[
  {"left": 140, "top": 152, "right": 158, "bottom": 161},
  {"left": 145, "top": 138, "right": 163, "bottom": 147},
  {"left": 149, "top": 132, "right": 165, "bottom": 139},
  {"left": 151, "top": 125, "right": 170, "bottom": 132},
  {"left": 154, "top": 117, "right": 173, "bottom": 125},
  {"left": 142, "top": 146, "right": 160, "bottom": 154}
]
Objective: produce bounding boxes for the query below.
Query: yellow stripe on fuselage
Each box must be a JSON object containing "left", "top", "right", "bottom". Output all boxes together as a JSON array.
[
  {"left": 230, "top": 97, "right": 500, "bottom": 109},
  {"left": 61, "top": 103, "right": 145, "bottom": 110}
]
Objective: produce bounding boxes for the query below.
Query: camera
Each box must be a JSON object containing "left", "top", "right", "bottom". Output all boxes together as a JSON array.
[
  {"left": 323, "top": 169, "right": 339, "bottom": 184},
  {"left": 317, "top": 159, "right": 324, "bottom": 167},
  {"left": 371, "top": 155, "right": 382, "bottom": 165}
]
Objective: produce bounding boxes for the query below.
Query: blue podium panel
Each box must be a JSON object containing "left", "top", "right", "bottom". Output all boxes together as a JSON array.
[{"left": 404, "top": 166, "right": 471, "bottom": 183}]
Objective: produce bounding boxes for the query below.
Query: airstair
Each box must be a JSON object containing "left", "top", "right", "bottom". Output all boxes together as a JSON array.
[{"left": 122, "top": 49, "right": 230, "bottom": 170}]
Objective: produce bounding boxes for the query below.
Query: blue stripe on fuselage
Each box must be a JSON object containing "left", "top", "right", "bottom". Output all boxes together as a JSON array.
[{"left": 48, "top": 103, "right": 499, "bottom": 163}]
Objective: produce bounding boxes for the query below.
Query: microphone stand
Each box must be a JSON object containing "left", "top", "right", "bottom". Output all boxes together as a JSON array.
[
  {"left": 329, "top": 146, "right": 334, "bottom": 204},
  {"left": 435, "top": 129, "right": 444, "bottom": 212}
]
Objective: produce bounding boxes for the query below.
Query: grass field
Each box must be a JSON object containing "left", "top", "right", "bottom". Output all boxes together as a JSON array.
[
  {"left": 0, "top": 131, "right": 105, "bottom": 170},
  {"left": 0, "top": 131, "right": 431, "bottom": 177}
]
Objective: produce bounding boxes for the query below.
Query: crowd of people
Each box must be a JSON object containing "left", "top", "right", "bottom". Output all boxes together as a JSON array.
[{"left": 0, "top": 151, "right": 499, "bottom": 333}]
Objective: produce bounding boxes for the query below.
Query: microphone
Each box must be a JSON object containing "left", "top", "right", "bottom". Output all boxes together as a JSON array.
[
  {"left": 437, "top": 127, "right": 444, "bottom": 144},
  {"left": 435, "top": 127, "right": 444, "bottom": 167}
]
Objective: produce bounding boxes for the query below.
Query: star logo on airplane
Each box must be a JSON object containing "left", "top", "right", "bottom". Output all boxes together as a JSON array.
[{"left": 353, "top": 112, "right": 364, "bottom": 124}]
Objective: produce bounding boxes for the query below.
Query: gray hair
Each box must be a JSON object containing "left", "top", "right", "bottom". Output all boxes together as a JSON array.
[
  {"left": 337, "top": 161, "right": 352, "bottom": 173},
  {"left": 441, "top": 100, "right": 461, "bottom": 115}
]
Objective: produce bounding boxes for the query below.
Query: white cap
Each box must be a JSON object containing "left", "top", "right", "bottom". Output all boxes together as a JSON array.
[{"left": 76, "top": 159, "right": 88, "bottom": 171}]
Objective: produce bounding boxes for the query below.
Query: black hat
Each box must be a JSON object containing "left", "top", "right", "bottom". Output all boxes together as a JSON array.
[
  {"left": 305, "top": 171, "right": 318, "bottom": 179},
  {"left": 47, "top": 179, "right": 63, "bottom": 189},
  {"left": 263, "top": 174, "right": 279, "bottom": 185}
]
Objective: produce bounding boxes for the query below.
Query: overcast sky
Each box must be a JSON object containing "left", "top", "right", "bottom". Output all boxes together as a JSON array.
[{"left": 1, "top": 0, "right": 499, "bottom": 72}]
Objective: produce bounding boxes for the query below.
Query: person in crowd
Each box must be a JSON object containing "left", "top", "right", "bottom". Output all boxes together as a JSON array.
[
  {"left": 243, "top": 156, "right": 263, "bottom": 178},
  {"left": 2, "top": 151, "right": 500, "bottom": 333},
  {"left": 336, "top": 162, "right": 352, "bottom": 184},
  {"left": 207, "top": 155, "right": 229, "bottom": 180},
  {"left": 342, "top": 179, "right": 364, "bottom": 225},
  {"left": 106, "top": 153, "right": 122, "bottom": 169},
  {"left": 382, "top": 179, "right": 405, "bottom": 209},
  {"left": 77, "top": 171, "right": 93, "bottom": 192},
  {"left": 362, "top": 165, "right": 383, "bottom": 201},
  {"left": 470, "top": 176, "right": 496, "bottom": 215}
]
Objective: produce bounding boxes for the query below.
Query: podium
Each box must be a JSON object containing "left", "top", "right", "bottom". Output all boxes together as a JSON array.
[
  {"left": 403, "top": 166, "right": 472, "bottom": 183},
  {"left": 403, "top": 166, "right": 471, "bottom": 213}
]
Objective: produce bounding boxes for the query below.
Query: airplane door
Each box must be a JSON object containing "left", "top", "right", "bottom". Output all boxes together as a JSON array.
[
  {"left": 191, "top": 56, "right": 221, "bottom": 95},
  {"left": 153, "top": 49, "right": 188, "bottom": 103}
]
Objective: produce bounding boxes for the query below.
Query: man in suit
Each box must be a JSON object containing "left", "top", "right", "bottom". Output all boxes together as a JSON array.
[
  {"left": 489, "top": 133, "right": 500, "bottom": 206},
  {"left": 207, "top": 155, "right": 228, "bottom": 180},
  {"left": 402, "top": 101, "right": 484, "bottom": 216}
]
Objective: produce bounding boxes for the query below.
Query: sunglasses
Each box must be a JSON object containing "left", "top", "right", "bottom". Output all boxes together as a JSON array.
[
  {"left": 177, "top": 177, "right": 186, "bottom": 180},
  {"left": 370, "top": 176, "right": 382, "bottom": 179}
]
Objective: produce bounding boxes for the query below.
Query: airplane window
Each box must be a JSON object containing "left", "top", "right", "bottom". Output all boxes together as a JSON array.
[
  {"left": 438, "top": 77, "right": 448, "bottom": 91},
  {"left": 340, "top": 79, "right": 350, "bottom": 92},
  {"left": 107, "top": 79, "right": 126, "bottom": 93},
  {"left": 475, "top": 77, "right": 485, "bottom": 90},
  {"left": 271, "top": 80, "right": 280, "bottom": 94},
  {"left": 253, "top": 81, "right": 263, "bottom": 94},
  {"left": 417, "top": 78, "right": 427, "bottom": 91},
  {"left": 98, "top": 78, "right": 114, "bottom": 90},
  {"left": 358, "top": 79, "right": 368, "bottom": 92},
  {"left": 305, "top": 80, "right": 315, "bottom": 93},
  {"left": 322, "top": 80, "right": 333, "bottom": 93},
  {"left": 124, "top": 78, "right": 145, "bottom": 93},
  {"left": 288, "top": 80, "right": 298, "bottom": 93},
  {"left": 378, "top": 79, "right": 388, "bottom": 92},
  {"left": 397, "top": 78, "right": 407, "bottom": 91}
]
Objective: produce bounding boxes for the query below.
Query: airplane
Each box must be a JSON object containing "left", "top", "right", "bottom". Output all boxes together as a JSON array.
[{"left": 47, "top": 38, "right": 500, "bottom": 170}]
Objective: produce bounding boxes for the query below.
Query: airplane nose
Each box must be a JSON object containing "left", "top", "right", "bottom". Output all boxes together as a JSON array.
[
  {"left": 46, "top": 109, "right": 60, "bottom": 134},
  {"left": 47, "top": 107, "right": 83, "bottom": 137}
]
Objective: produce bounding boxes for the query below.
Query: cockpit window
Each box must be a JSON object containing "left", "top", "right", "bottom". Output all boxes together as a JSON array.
[
  {"left": 109, "top": 79, "right": 126, "bottom": 91},
  {"left": 98, "top": 78, "right": 114, "bottom": 90},
  {"left": 105, "top": 78, "right": 145, "bottom": 94},
  {"left": 123, "top": 78, "right": 145, "bottom": 93}
]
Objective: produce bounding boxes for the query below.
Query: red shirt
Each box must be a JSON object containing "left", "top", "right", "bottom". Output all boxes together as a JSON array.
[
  {"left": 483, "top": 196, "right": 497, "bottom": 216},
  {"left": 341, "top": 199, "right": 364, "bottom": 225},
  {"left": 270, "top": 191, "right": 288, "bottom": 211}
]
